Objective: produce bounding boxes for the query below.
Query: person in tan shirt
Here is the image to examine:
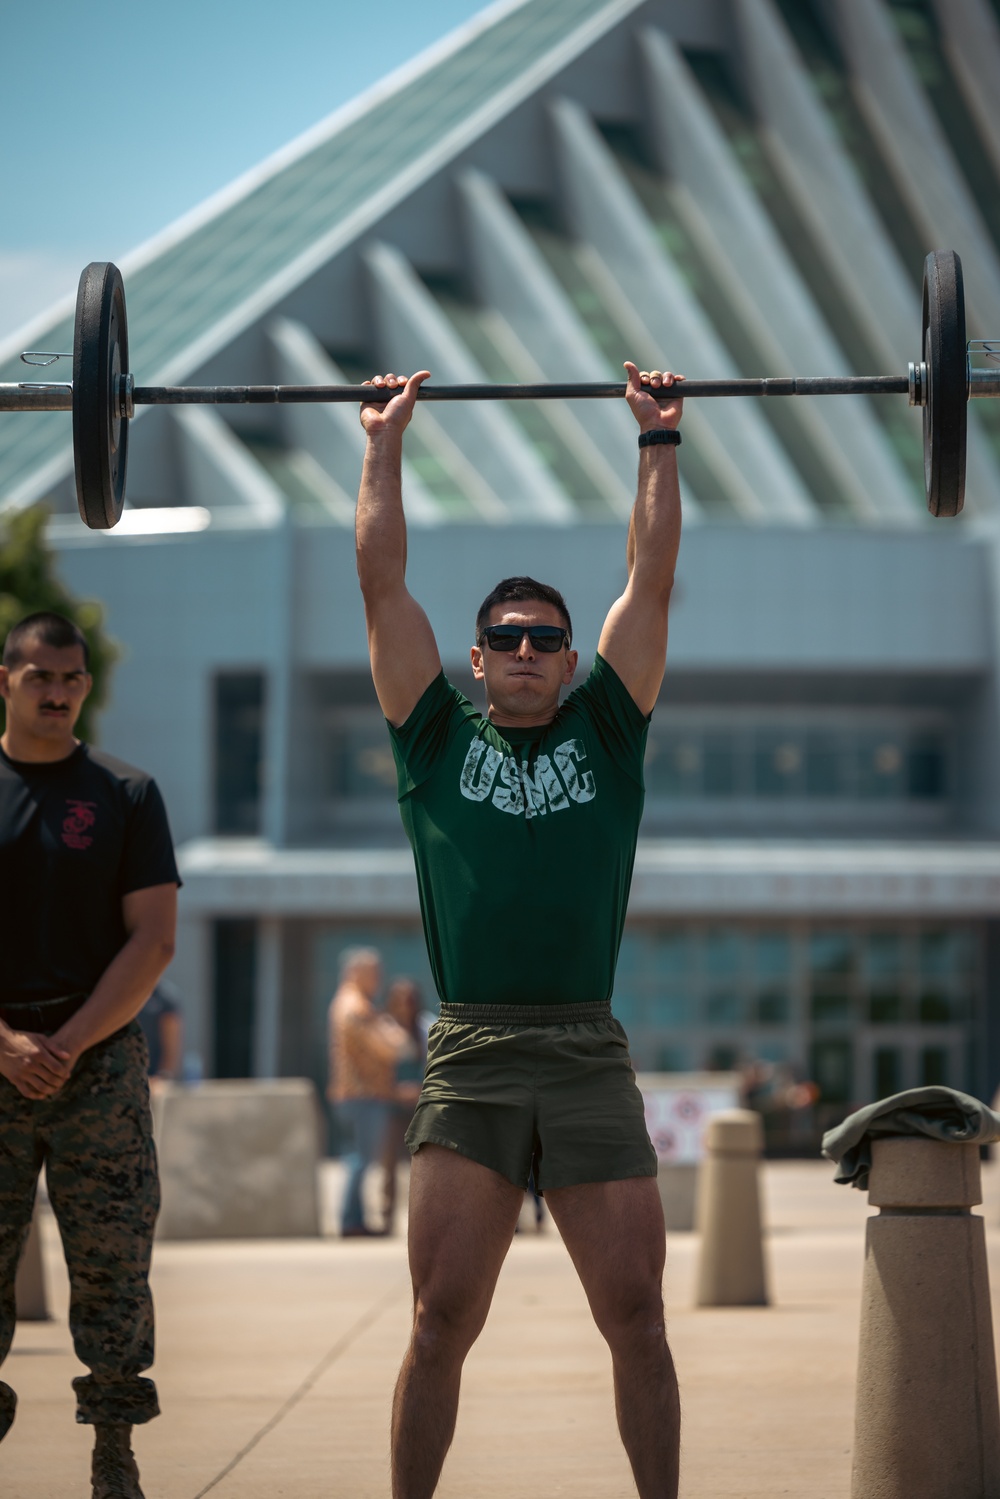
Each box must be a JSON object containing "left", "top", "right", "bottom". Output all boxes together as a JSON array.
[
  {"left": 328, "top": 947, "right": 409, "bottom": 1237},
  {"left": 379, "top": 978, "right": 428, "bottom": 1234}
]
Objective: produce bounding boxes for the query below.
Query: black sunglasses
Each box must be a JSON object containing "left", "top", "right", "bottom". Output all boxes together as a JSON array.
[{"left": 478, "top": 625, "right": 570, "bottom": 653}]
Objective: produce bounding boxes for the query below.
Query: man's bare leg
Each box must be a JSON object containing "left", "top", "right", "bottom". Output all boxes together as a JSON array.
[
  {"left": 545, "top": 1176, "right": 680, "bottom": 1499},
  {"left": 392, "top": 1144, "right": 523, "bottom": 1499}
]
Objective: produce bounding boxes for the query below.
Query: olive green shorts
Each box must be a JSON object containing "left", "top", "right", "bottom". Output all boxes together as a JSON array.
[{"left": 405, "top": 1001, "right": 656, "bottom": 1192}]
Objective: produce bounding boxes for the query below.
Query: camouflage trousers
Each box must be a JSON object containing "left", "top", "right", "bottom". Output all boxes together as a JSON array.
[{"left": 0, "top": 1022, "right": 160, "bottom": 1440}]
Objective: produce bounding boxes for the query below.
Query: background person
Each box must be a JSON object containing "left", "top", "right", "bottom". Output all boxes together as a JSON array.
[
  {"left": 356, "top": 361, "right": 684, "bottom": 1499},
  {"left": 0, "top": 611, "right": 179, "bottom": 1499},
  {"left": 380, "top": 978, "right": 427, "bottom": 1235},
  {"left": 137, "top": 980, "right": 183, "bottom": 1084},
  {"left": 327, "top": 947, "right": 410, "bottom": 1238}
]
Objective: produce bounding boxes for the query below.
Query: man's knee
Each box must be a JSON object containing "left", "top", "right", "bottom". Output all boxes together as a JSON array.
[
  {"left": 591, "top": 1277, "right": 667, "bottom": 1356},
  {"left": 410, "top": 1284, "right": 490, "bottom": 1362}
]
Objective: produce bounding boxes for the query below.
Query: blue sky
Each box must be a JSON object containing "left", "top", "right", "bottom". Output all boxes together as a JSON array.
[{"left": 0, "top": 0, "right": 492, "bottom": 338}]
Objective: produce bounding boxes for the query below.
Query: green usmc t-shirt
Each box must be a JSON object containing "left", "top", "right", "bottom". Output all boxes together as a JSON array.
[{"left": 387, "top": 654, "right": 649, "bottom": 1008}]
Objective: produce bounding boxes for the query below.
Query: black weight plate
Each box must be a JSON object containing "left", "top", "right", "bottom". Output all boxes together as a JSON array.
[
  {"left": 922, "top": 249, "right": 966, "bottom": 518},
  {"left": 73, "top": 262, "right": 129, "bottom": 528}
]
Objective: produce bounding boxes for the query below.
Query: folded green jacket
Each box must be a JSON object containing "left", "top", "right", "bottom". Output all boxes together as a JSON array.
[{"left": 821, "top": 1086, "right": 1000, "bottom": 1190}]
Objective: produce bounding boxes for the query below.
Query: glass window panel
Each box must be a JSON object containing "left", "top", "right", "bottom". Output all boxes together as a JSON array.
[
  {"left": 645, "top": 733, "right": 700, "bottom": 796},
  {"left": 918, "top": 991, "right": 955, "bottom": 1023},
  {"left": 874, "top": 1047, "right": 902, "bottom": 1099},
  {"left": 214, "top": 673, "right": 265, "bottom": 835},
  {"left": 810, "top": 932, "right": 856, "bottom": 978},
  {"left": 642, "top": 720, "right": 952, "bottom": 806},
  {"left": 908, "top": 733, "right": 947, "bottom": 800},
  {"left": 919, "top": 929, "right": 972, "bottom": 978},
  {"left": 706, "top": 1043, "right": 742, "bottom": 1071},
  {"left": 865, "top": 933, "right": 904, "bottom": 980},
  {"left": 614, "top": 935, "right": 646, "bottom": 979},
  {"left": 613, "top": 988, "right": 642, "bottom": 1025},
  {"left": 651, "top": 933, "right": 694, "bottom": 977},
  {"left": 756, "top": 1041, "right": 791, "bottom": 1064},
  {"left": 805, "top": 731, "right": 846, "bottom": 796},
  {"left": 921, "top": 1047, "right": 949, "bottom": 1086},
  {"left": 330, "top": 719, "right": 398, "bottom": 799},
  {"left": 702, "top": 733, "right": 737, "bottom": 796},
  {"left": 810, "top": 1039, "right": 854, "bottom": 1103},
  {"left": 756, "top": 989, "right": 790, "bottom": 1024},
  {"left": 811, "top": 992, "right": 853, "bottom": 1023},
  {"left": 754, "top": 933, "right": 791, "bottom": 978},
  {"left": 650, "top": 988, "right": 693, "bottom": 1025},
  {"left": 704, "top": 928, "right": 743, "bottom": 976},
  {"left": 869, "top": 991, "right": 903, "bottom": 1023},
  {"left": 213, "top": 919, "right": 257, "bottom": 1077},
  {"left": 656, "top": 1044, "right": 691, "bottom": 1072},
  {"left": 753, "top": 731, "right": 804, "bottom": 796},
  {"left": 705, "top": 991, "right": 744, "bottom": 1025},
  {"left": 857, "top": 733, "right": 906, "bottom": 799},
  {"left": 954, "top": 931, "right": 977, "bottom": 973}
]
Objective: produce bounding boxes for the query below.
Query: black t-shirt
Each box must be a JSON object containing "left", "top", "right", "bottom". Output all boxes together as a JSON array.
[{"left": 0, "top": 742, "right": 180, "bottom": 1007}]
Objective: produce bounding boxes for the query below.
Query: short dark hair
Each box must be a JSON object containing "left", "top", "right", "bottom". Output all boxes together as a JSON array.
[
  {"left": 475, "top": 577, "right": 573, "bottom": 644},
  {"left": 2, "top": 612, "right": 90, "bottom": 670}
]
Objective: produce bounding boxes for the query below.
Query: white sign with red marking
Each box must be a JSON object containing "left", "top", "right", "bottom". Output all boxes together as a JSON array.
[{"left": 641, "top": 1080, "right": 740, "bottom": 1164}]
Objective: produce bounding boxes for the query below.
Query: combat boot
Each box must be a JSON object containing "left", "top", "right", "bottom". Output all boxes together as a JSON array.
[
  {"left": 91, "top": 1424, "right": 145, "bottom": 1499},
  {"left": 0, "top": 1380, "right": 15, "bottom": 1442}
]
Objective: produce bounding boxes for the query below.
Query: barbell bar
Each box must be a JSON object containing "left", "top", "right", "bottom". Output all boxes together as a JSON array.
[{"left": 1, "top": 251, "right": 998, "bottom": 530}]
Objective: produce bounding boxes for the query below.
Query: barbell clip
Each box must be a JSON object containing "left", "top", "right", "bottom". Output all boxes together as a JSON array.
[
  {"left": 19, "top": 351, "right": 73, "bottom": 367},
  {"left": 17, "top": 382, "right": 72, "bottom": 395}
]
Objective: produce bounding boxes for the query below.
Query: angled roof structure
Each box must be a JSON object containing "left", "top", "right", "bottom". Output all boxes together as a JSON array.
[{"left": 3, "top": 0, "right": 1000, "bottom": 523}]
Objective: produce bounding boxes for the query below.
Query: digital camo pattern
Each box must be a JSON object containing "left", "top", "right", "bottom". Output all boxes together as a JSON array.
[{"left": 0, "top": 1022, "right": 160, "bottom": 1436}]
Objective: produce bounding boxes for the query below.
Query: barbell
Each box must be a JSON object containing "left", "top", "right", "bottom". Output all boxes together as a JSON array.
[{"left": 2, "top": 250, "right": 998, "bottom": 529}]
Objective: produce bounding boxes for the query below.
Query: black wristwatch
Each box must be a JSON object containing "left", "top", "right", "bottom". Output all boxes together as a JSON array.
[{"left": 638, "top": 428, "right": 681, "bottom": 449}]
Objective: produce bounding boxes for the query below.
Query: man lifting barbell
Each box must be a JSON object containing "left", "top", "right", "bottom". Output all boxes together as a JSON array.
[
  {"left": 356, "top": 361, "right": 684, "bottom": 1499},
  {"left": 0, "top": 612, "right": 180, "bottom": 1499}
]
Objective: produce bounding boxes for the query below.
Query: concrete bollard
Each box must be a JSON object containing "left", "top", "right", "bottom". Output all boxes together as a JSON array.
[
  {"left": 656, "top": 1161, "right": 698, "bottom": 1232},
  {"left": 694, "top": 1109, "right": 768, "bottom": 1307},
  {"left": 851, "top": 1136, "right": 1000, "bottom": 1499},
  {"left": 153, "top": 1079, "right": 322, "bottom": 1239},
  {"left": 14, "top": 1203, "right": 49, "bottom": 1322}
]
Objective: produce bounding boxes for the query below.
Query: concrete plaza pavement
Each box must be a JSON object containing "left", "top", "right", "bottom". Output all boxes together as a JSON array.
[{"left": 5, "top": 1159, "right": 1000, "bottom": 1499}]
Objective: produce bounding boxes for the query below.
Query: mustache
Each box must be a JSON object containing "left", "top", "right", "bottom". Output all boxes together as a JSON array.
[{"left": 39, "top": 701, "right": 70, "bottom": 712}]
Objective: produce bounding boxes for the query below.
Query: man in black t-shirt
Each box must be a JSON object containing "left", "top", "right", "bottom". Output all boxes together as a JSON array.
[{"left": 0, "top": 611, "right": 180, "bottom": 1499}]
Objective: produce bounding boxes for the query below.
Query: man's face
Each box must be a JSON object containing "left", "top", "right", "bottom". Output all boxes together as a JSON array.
[
  {"left": 471, "top": 602, "right": 578, "bottom": 723},
  {"left": 351, "top": 955, "right": 383, "bottom": 999},
  {"left": 0, "top": 640, "right": 92, "bottom": 747}
]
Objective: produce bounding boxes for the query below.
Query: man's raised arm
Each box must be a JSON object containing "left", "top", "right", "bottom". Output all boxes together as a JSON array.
[
  {"left": 597, "top": 363, "right": 684, "bottom": 716},
  {"left": 356, "top": 372, "right": 442, "bottom": 726}
]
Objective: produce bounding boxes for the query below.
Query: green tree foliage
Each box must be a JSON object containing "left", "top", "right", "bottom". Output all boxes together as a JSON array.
[{"left": 0, "top": 505, "right": 119, "bottom": 743}]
